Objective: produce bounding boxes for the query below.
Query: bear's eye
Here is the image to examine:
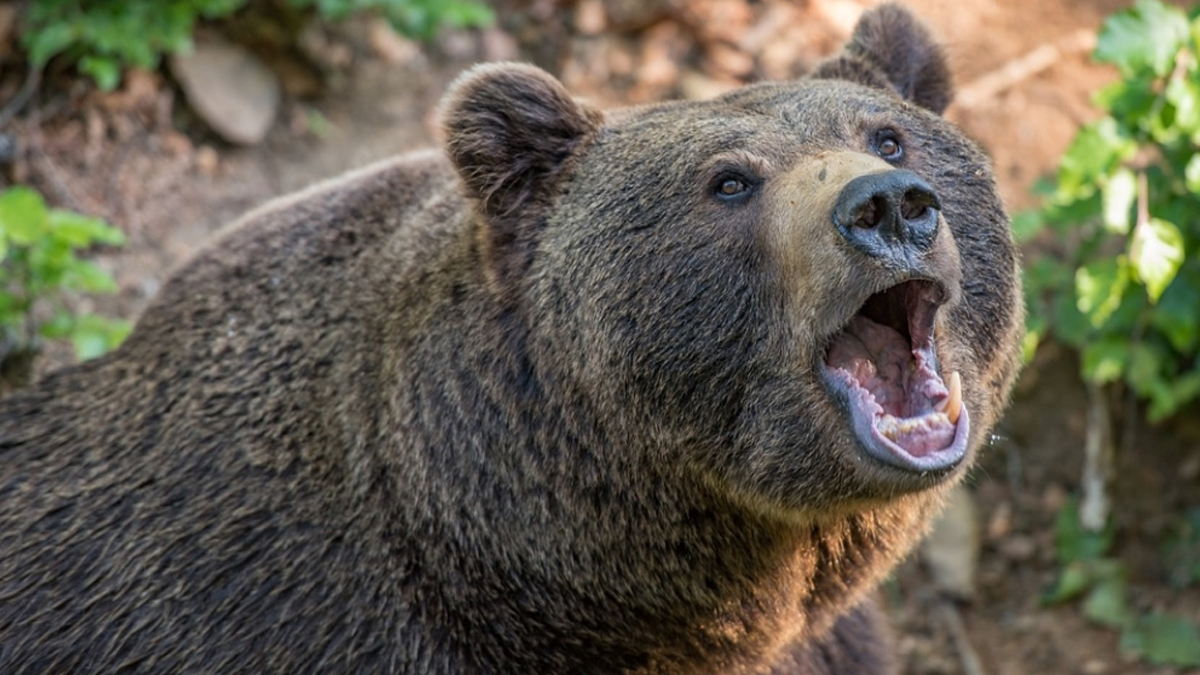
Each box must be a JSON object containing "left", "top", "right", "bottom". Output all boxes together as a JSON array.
[
  {"left": 714, "top": 176, "right": 752, "bottom": 201},
  {"left": 719, "top": 179, "right": 745, "bottom": 195},
  {"left": 875, "top": 132, "right": 903, "bottom": 161}
]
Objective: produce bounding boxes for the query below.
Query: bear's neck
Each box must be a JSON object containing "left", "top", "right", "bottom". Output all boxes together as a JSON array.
[
  {"left": 371, "top": 297, "right": 934, "bottom": 674},
  {"left": 425, "top": 440, "right": 927, "bottom": 673}
]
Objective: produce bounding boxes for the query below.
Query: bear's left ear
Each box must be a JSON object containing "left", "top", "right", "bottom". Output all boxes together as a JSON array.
[
  {"left": 811, "top": 3, "right": 953, "bottom": 115},
  {"left": 441, "top": 63, "right": 603, "bottom": 292}
]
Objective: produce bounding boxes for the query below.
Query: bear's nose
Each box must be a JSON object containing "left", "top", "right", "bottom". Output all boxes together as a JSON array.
[{"left": 832, "top": 170, "right": 941, "bottom": 263}]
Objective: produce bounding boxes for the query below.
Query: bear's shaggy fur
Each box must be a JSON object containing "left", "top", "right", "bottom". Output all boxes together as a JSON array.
[{"left": 0, "top": 5, "right": 1022, "bottom": 674}]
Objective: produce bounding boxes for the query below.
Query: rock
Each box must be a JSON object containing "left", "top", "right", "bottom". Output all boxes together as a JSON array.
[
  {"left": 637, "top": 22, "right": 684, "bottom": 89},
  {"left": 195, "top": 146, "right": 220, "bottom": 175},
  {"left": 1041, "top": 482, "right": 1068, "bottom": 514},
  {"left": 998, "top": 534, "right": 1037, "bottom": 562},
  {"left": 0, "top": 133, "right": 16, "bottom": 166},
  {"left": 813, "top": 0, "right": 868, "bottom": 38},
  {"left": 606, "top": 0, "right": 679, "bottom": 29},
  {"left": 298, "top": 22, "right": 353, "bottom": 70},
  {"left": 159, "top": 131, "right": 193, "bottom": 158},
  {"left": 480, "top": 28, "right": 519, "bottom": 62},
  {"left": 921, "top": 486, "right": 981, "bottom": 600},
  {"left": 987, "top": 500, "right": 1013, "bottom": 540},
  {"left": 368, "top": 18, "right": 419, "bottom": 65},
  {"left": 170, "top": 40, "right": 281, "bottom": 145},
  {"left": 685, "top": 0, "right": 754, "bottom": 45},
  {"left": 438, "top": 31, "right": 478, "bottom": 61},
  {"left": 706, "top": 43, "right": 754, "bottom": 79},
  {"left": 679, "top": 72, "right": 738, "bottom": 100},
  {"left": 575, "top": 0, "right": 608, "bottom": 35}
]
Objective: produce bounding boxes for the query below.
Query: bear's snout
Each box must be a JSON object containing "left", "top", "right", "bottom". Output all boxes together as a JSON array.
[{"left": 833, "top": 170, "right": 941, "bottom": 265}]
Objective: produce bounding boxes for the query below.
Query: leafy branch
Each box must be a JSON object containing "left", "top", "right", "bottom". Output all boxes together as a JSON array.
[
  {"left": 0, "top": 187, "right": 130, "bottom": 388},
  {"left": 17, "top": 0, "right": 494, "bottom": 91},
  {"left": 1023, "top": 0, "right": 1200, "bottom": 422}
]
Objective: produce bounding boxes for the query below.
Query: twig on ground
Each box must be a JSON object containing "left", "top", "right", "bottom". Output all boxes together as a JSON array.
[
  {"left": 938, "top": 600, "right": 987, "bottom": 675},
  {"left": 0, "top": 63, "right": 42, "bottom": 130},
  {"left": 954, "top": 29, "right": 1097, "bottom": 109},
  {"left": 1081, "top": 381, "right": 1113, "bottom": 532}
]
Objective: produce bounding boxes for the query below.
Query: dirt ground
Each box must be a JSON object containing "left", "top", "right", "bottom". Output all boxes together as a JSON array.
[{"left": 4, "top": 0, "right": 1200, "bottom": 673}]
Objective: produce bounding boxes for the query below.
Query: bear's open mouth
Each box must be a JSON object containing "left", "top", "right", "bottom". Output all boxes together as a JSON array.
[{"left": 822, "top": 279, "right": 969, "bottom": 472}]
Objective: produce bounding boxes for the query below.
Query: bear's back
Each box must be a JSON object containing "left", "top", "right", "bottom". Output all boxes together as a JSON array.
[{"left": 0, "top": 152, "right": 471, "bottom": 674}]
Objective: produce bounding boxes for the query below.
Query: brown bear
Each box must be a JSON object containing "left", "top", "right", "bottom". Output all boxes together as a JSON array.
[{"left": 0, "top": 4, "right": 1022, "bottom": 674}]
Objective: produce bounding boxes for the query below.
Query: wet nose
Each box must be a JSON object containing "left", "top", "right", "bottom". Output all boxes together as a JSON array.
[{"left": 832, "top": 170, "right": 941, "bottom": 261}]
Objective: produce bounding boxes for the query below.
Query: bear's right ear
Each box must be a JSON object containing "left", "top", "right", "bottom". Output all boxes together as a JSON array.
[
  {"left": 811, "top": 3, "right": 953, "bottom": 115},
  {"left": 440, "top": 63, "right": 602, "bottom": 292}
]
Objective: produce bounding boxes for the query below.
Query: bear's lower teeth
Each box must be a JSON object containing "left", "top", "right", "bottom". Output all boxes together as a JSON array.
[{"left": 876, "top": 411, "right": 951, "bottom": 440}]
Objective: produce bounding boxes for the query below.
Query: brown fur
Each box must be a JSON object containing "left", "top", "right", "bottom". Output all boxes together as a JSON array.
[{"left": 0, "top": 5, "right": 1021, "bottom": 674}]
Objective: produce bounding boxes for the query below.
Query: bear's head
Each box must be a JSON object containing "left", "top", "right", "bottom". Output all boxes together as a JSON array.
[{"left": 440, "top": 4, "right": 1022, "bottom": 519}]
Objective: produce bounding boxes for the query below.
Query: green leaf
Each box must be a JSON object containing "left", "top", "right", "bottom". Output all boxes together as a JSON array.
[
  {"left": 1052, "top": 292, "right": 1092, "bottom": 349},
  {"left": 1083, "top": 572, "right": 1134, "bottom": 628},
  {"left": 1151, "top": 264, "right": 1200, "bottom": 352},
  {"left": 1126, "top": 341, "right": 1169, "bottom": 395},
  {"left": 1025, "top": 257, "right": 1075, "bottom": 294},
  {"left": 1043, "top": 191, "right": 1103, "bottom": 232},
  {"left": 1011, "top": 210, "right": 1045, "bottom": 243},
  {"left": 200, "top": 0, "right": 249, "bottom": 19},
  {"left": 1185, "top": 154, "right": 1200, "bottom": 194},
  {"left": 0, "top": 187, "right": 51, "bottom": 245},
  {"left": 1021, "top": 327, "right": 1041, "bottom": 364},
  {"left": 25, "top": 22, "right": 76, "bottom": 66},
  {"left": 1122, "top": 614, "right": 1200, "bottom": 666},
  {"left": 1095, "top": 0, "right": 1190, "bottom": 77},
  {"left": 1076, "top": 257, "right": 1130, "bottom": 327},
  {"left": 1056, "top": 118, "right": 1136, "bottom": 202},
  {"left": 1173, "top": 371, "right": 1200, "bottom": 407},
  {"left": 70, "top": 315, "right": 131, "bottom": 361},
  {"left": 1166, "top": 507, "right": 1200, "bottom": 588},
  {"left": 1055, "top": 497, "right": 1114, "bottom": 562},
  {"left": 1082, "top": 337, "right": 1132, "bottom": 384},
  {"left": 442, "top": 0, "right": 495, "bottom": 27},
  {"left": 79, "top": 55, "right": 123, "bottom": 92},
  {"left": 47, "top": 209, "right": 125, "bottom": 246},
  {"left": 1022, "top": 311, "right": 1047, "bottom": 364},
  {"left": 1101, "top": 168, "right": 1137, "bottom": 234},
  {"left": 1149, "top": 371, "right": 1200, "bottom": 422},
  {"left": 1094, "top": 76, "right": 1158, "bottom": 122},
  {"left": 38, "top": 311, "right": 74, "bottom": 339},
  {"left": 65, "top": 260, "right": 119, "bottom": 294},
  {"left": 1164, "top": 73, "right": 1200, "bottom": 137},
  {"left": 1044, "top": 561, "right": 1093, "bottom": 604},
  {"left": 72, "top": 330, "right": 111, "bottom": 362},
  {"left": 386, "top": 0, "right": 494, "bottom": 40},
  {"left": 1130, "top": 218, "right": 1185, "bottom": 302}
]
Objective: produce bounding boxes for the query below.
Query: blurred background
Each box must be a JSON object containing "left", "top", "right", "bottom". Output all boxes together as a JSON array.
[{"left": 1, "top": 1, "right": 1199, "bottom": 673}]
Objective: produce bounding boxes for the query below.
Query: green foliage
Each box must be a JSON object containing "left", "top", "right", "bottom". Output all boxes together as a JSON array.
[
  {"left": 1120, "top": 614, "right": 1200, "bottom": 667},
  {"left": 1045, "top": 498, "right": 1200, "bottom": 667},
  {"left": 21, "top": 0, "right": 248, "bottom": 91},
  {"left": 1023, "top": 0, "right": 1200, "bottom": 421},
  {"left": 1165, "top": 507, "right": 1200, "bottom": 589},
  {"left": 0, "top": 187, "right": 131, "bottom": 366},
  {"left": 290, "top": 0, "right": 493, "bottom": 41},
  {"left": 18, "top": 0, "right": 494, "bottom": 91}
]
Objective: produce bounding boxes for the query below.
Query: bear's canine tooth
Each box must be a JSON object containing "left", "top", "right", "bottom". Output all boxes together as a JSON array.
[
  {"left": 942, "top": 371, "right": 962, "bottom": 424},
  {"left": 932, "top": 371, "right": 962, "bottom": 420}
]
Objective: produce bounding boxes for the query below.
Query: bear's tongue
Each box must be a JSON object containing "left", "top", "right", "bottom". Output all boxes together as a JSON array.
[{"left": 826, "top": 315, "right": 960, "bottom": 457}]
